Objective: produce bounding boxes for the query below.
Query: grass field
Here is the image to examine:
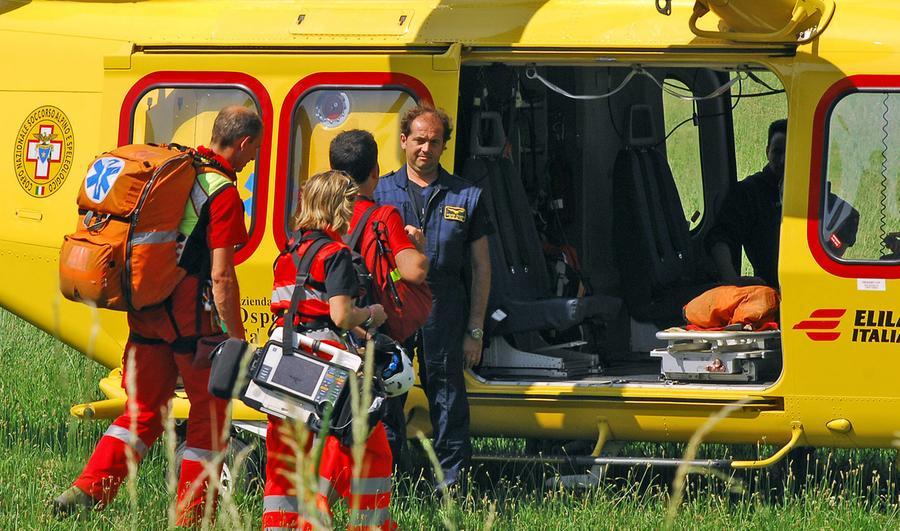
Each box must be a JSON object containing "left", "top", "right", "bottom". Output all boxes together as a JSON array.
[{"left": 3, "top": 308, "right": 900, "bottom": 529}]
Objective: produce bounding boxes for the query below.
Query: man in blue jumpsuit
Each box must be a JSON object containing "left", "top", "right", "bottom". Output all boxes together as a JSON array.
[{"left": 375, "top": 105, "right": 493, "bottom": 490}]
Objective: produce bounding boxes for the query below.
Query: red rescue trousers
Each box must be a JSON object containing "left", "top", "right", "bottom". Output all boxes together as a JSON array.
[
  {"left": 262, "top": 416, "right": 397, "bottom": 530},
  {"left": 72, "top": 277, "right": 229, "bottom": 526}
]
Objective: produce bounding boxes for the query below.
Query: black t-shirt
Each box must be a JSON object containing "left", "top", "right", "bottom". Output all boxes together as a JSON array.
[
  {"left": 407, "top": 180, "right": 438, "bottom": 226},
  {"left": 706, "top": 165, "right": 782, "bottom": 287}
]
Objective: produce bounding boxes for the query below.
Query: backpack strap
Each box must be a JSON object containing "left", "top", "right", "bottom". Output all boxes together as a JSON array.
[
  {"left": 344, "top": 205, "right": 379, "bottom": 252},
  {"left": 282, "top": 234, "right": 332, "bottom": 355},
  {"left": 188, "top": 145, "right": 238, "bottom": 181},
  {"left": 273, "top": 230, "right": 305, "bottom": 270},
  {"left": 370, "top": 220, "right": 404, "bottom": 307}
]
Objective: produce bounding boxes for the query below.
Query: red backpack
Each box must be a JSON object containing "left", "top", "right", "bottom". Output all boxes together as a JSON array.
[{"left": 346, "top": 206, "right": 432, "bottom": 342}]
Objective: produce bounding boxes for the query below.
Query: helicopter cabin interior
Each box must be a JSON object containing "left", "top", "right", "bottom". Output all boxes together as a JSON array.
[{"left": 449, "top": 62, "right": 789, "bottom": 386}]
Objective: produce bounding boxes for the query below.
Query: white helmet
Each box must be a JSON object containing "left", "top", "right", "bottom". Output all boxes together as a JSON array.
[{"left": 380, "top": 344, "right": 415, "bottom": 397}]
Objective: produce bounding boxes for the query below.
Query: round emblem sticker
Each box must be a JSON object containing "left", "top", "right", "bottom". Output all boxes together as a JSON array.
[
  {"left": 13, "top": 105, "right": 75, "bottom": 198},
  {"left": 314, "top": 91, "right": 351, "bottom": 128}
]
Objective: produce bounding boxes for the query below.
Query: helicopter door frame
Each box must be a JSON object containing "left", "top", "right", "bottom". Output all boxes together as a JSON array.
[
  {"left": 807, "top": 74, "right": 900, "bottom": 279},
  {"left": 115, "top": 71, "right": 275, "bottom": 265}
]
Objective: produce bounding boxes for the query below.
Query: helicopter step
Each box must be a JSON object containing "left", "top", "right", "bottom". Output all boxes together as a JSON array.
[{"left": 473, "top": 422, "right": 805, "bottom": 472}]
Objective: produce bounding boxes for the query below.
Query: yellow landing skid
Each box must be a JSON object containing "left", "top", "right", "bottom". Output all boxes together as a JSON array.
[
  {"left": 473, "top": 421, "right": 806, "bottom": 471},
  {"left": 69, "top": 369, "right": 266, "bottom": 422}
]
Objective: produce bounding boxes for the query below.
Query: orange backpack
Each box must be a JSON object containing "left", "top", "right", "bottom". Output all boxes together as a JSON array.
[{"left": 59, "top": 144, "right": 199, "bottom": 311}]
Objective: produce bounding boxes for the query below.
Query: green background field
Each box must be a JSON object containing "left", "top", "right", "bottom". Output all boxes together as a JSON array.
[{"left": 2, "top": 77, "right": 900, "bottom": 529}]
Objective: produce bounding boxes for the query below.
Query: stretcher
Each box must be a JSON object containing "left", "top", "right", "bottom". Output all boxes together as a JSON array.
[{"left": 651, "top": 329, "right": 782, "bottom": 382}]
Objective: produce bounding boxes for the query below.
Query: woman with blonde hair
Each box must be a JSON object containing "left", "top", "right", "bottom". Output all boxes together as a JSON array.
[{"left": 264, "top": 169, "right": 396, "bottom": 530}]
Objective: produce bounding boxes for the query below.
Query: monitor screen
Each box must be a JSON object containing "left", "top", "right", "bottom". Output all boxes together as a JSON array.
[{"left": 270, "top": 354, "right": 326, "bottom": 398}]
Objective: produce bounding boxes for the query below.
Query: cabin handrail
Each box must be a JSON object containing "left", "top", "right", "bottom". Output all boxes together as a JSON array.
[{"left": 689, "top": 0, "right": 835, "bottom": 44}]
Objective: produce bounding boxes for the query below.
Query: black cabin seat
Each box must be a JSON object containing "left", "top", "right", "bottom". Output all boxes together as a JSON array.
[
  {"left": 611, "top": 105, "right": 714, "bottom": 326},
  {"left": 461, "top": 112, "right": 620, "bottom": 337}
]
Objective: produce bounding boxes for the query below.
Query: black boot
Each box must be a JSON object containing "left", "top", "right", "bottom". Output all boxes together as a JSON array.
[{"left": 51, "top": 486, "right": 101, "bottom": 517}]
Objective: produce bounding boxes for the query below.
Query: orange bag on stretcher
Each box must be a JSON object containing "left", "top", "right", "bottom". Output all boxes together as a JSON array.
[{"left": 683, "top": 285, "right": 780, "bottom": 329}]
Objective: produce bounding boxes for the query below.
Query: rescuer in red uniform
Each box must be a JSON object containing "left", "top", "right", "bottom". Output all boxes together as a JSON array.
[
  {"left": 330, "top": 128, "right": 430, "bottom": 467},
  {"left": 264, "top": 169, "right": 396, "bottom": 530},
  {"left": 53, "top": 106, "right": 261, "bottom": 526}
]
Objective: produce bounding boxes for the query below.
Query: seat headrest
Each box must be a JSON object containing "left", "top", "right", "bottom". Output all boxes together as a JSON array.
[
  {"left": 470, "top": 111, "right": 506, "bottom": 157},
  {"left": 626, "top": 104, "right": 657, "bottom": 148}
]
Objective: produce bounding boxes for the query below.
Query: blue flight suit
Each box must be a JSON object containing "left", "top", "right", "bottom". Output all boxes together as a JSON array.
[{"left": 375, "top": 164, "right": 491, "bottom": 487}]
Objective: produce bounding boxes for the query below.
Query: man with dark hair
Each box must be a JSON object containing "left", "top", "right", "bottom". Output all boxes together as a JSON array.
[
  {"left": 707, "top": 119, "right": 787, "bottom": 288},
  {"left": 330, "top": 129, "right": 379, "bottom": 186},
  {"left": 53, "top": 105, "right": 261, "bottom": 525},
  {"left": 375, "top": 106, "right": 493, "bottom": 490},
  {"left": 400, "top": 106, "right": 453, "bottom": 142},
  {"left": 330, "top": 128, "right": 430, "bottom": 468},
  {"left": 331, "top": 129, "right": 429, "bottom": 286}
]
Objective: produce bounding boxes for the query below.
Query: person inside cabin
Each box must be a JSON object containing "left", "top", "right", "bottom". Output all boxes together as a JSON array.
[
  {"left": 707, "top": 119, "right": 787, "bottom": 288},
  {"left": 707, "top": 118, "right": 861, "bottom": 288}
]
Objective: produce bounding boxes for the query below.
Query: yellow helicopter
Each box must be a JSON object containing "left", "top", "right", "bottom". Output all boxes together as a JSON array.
[{"left": 2, "top": 0, "right": 898, "bottom": 471}]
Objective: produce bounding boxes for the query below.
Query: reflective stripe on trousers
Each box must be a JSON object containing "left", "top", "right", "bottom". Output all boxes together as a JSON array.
[
  {"left": 72, "top": 297, "right": 228, "bottom": 524},
  {"left": 102, "top": 424, "right": 150, "bottom": 456},
  {"left": 182, "top": 446, "right": 218, "bottom": 463},
  {"left": 177, "top": 446, "right": 225, "bottom": 527},
  {"left": 262, "top": 493, "right": 328, "bottom": 530},
  {"left": 264, "top": 418, "right": 396, "bottom": 530}
]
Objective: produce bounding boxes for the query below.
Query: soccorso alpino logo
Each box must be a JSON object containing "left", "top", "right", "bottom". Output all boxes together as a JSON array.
[{"left": 13, "top": 106, "right": 75, "bottom": 198}]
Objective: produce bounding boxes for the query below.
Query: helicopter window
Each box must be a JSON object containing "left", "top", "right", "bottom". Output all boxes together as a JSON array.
[
  {"left": 662, "top": 77, "right": 703, "bottom": 230},
  {"left": 130, "top": 86, "right": 263, "bottom": 235},
  {"left": 285, "top": 88, "right": 417, "bottom": 229},
  {"left": 822, "top": 91, "right": 900, "bottom": 263},
  {"left": 732, "top": 72, "right": 787, "bottom": 181}
]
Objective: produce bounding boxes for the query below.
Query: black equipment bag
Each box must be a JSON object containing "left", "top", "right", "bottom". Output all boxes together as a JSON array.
[{"left": 208, "top": 338, "right": 252, "bottom": 399}]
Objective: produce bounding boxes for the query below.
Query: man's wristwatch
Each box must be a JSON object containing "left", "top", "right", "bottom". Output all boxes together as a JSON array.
[
  {"left": 467, "top": 327, "right": 484, "bottom": 340},
  {"left": 361, "top": 307, "right": 374, "bottom": 328}
]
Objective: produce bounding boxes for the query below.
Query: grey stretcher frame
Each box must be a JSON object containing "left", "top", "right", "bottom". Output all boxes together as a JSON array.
[{"left": 651, "top": 329, "right": 782, "bottom": 383}]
